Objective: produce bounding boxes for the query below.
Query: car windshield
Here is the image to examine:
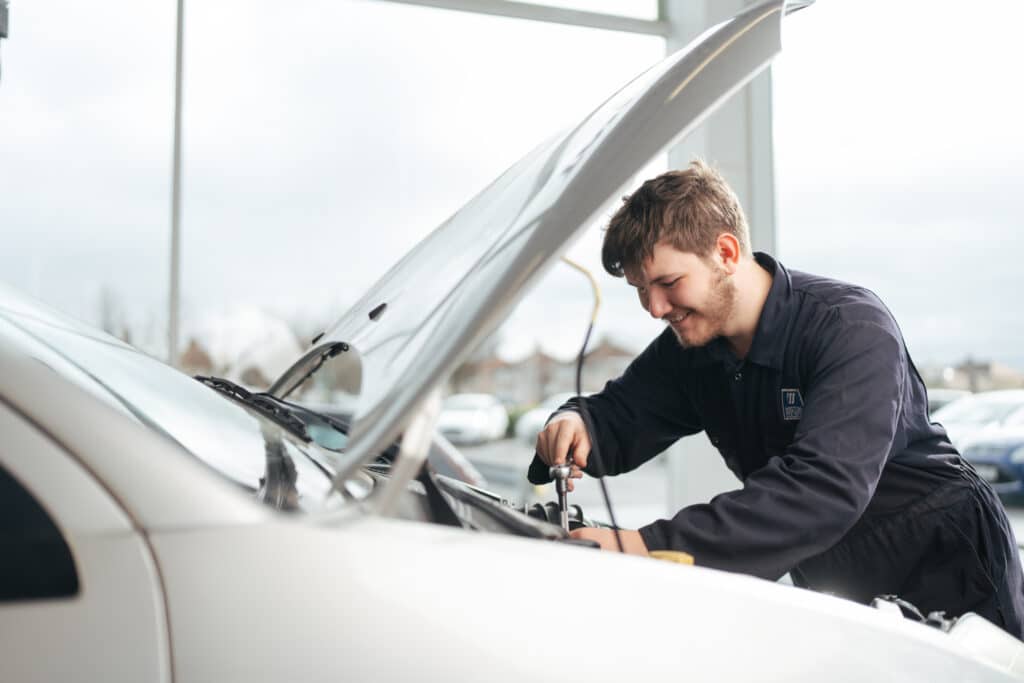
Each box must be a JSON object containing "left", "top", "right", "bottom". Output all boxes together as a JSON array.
[
  {"left": 934, "top": 394, "right": 1024, "bottom": 425},
  {"left": 0, "top": 304, "right": 344, "bottom": 513}
]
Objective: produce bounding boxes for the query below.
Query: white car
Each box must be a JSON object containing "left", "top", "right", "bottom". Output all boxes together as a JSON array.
[
  {"left": 3, "top": 1, "right": 1023, "bottom": 680},
  {"left": 927, "top": 387, "right": 972, "bottom": 416},
  {"left": 514, "top": 392, "right": 577, "bottom": 443},
  {"left": 436, "top": 393, "right": 509, "bottom": 444},
  {"left": 932, "top": 390, "right": 1024, "bottom": 449}
]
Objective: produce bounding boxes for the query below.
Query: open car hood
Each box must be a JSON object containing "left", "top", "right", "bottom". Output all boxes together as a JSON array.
[{"left": 270, "top": 0, "right": 809, "bottom": 475}]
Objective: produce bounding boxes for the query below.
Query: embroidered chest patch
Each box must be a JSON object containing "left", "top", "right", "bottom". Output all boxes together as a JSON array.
[{"left": 781, "top": 388, "right": 803, "bottom": 421}]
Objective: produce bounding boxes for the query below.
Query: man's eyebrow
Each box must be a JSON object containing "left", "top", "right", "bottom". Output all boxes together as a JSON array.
[{"left": 626, "top": 272, "right": 680, "bottom": 288}]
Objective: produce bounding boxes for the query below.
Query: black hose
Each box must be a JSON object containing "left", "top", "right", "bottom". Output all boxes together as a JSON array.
[{"left": 574, "top": 321, "right": 625, "bottom": 553}]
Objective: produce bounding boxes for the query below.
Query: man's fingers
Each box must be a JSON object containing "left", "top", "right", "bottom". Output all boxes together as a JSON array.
[
  {"left": 553, "top": 422, "right": 576, "bottom": 466},
  {"left": 570, "top": 439, "right": 591, "bottom": 470},
  {"left": 534, "top": 433, "right": 549, "bottom": 465},
  {"left": 534, "top": 412, "right": 588, "bottom": 470},
  {"left": 568, "top": 479, "right": 574, "bottom": 492}
]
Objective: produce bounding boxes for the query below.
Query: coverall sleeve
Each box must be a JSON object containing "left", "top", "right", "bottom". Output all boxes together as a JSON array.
[
  {"left": 527, "top": 329, "right": 703, "bottom": 484},
  {"left": 638, "top": 319, "right": 906, "bottom": 581}
]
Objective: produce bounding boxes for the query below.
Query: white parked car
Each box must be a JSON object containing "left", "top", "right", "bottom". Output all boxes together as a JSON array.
[
  {"left": 514, "top": 392, "right": 577, "bottom": 443},
  {"left": 3, "top": 2, "right": 1023, "bottom": 680},
  {"left": 932, "top": 390, "right": 1024, "bottom": 449},
  {"left": 927, "top": 387, "right": 972, "bottom": 416},
  {"left": 436, "top": 392, "right": 509, "bottom": 444}
]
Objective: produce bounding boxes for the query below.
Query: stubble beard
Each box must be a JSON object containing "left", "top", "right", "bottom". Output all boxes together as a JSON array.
[{"left": 669, "top": 267, "right": 736, "bottom": 349}]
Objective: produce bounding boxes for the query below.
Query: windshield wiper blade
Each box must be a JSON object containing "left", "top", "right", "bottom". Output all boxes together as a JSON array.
[
  {"left": 195, "top": 375, "right": 311, "bottom": 441},
  {"left": 273, "top": 397, "right": 352, "bottom": 441}
]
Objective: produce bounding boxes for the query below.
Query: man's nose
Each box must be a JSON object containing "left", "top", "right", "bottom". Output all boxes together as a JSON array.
[{"left": 647, "top": 289, "right": 671, "bottom": 319}]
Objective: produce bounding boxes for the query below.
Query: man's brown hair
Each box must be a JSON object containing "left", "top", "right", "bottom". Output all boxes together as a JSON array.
[{"left": 601, "top": 160, "right": 751, "bottom": 277}]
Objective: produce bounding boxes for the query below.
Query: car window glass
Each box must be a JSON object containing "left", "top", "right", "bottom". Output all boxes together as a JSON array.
[
  {"left": 2, "top": 311, "right": 340, "bottom": 513},
  {"left": 0, "top": 314, "right": 138, "bottom": 421},
  {"left": 1006, "top": 408, "right": 1024, "bottom": 427},
  {"left": 0, "top": 464, "right": 79, "bottom": 601},
  {"left": 934, "top": 397, "right": 1024, "bottom": 425}
]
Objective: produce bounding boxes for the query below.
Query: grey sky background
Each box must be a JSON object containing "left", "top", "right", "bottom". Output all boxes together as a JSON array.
[{"left": 1, "top": 0, "right": 1022, "bottom": 374}]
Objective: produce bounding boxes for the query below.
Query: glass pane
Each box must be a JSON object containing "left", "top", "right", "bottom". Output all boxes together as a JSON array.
[
  {"left": 179, "top": 0, "right": 664, "bottom": 375},
  {"left": 773, "top": 0, "right": 1024, "bottom": 382},
  {"left": 0, "top": 0, "right": 663, "bottom": 372},
  {"left": 520, "top": 0, "right": 658, "bottom": 20},
  {"left": 0, "top": 0, "right": 175, "bottom": 355}
]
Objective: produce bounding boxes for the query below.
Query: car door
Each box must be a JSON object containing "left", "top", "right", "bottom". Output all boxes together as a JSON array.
[{"left": 0, "top": 402, "right": 171, "bottom": 682}]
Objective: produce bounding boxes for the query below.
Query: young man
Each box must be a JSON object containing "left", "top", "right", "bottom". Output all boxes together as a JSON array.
[{"left": 527, "top": 160, "right": 1024, "bottom": 637}]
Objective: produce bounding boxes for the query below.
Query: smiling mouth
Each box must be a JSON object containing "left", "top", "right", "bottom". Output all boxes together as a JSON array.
[{"left": 665, "top": 311, "right": 692, "bottom": 325}]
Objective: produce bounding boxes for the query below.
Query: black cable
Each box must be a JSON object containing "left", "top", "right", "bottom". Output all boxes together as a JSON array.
[{"left": 573, "top": 321, "right": 625, "bottom": 553}]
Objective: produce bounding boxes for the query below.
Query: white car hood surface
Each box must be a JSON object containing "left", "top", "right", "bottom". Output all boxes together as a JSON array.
[
  {"left": 270, "top": 0, "right": 807, "bottom": 477},
  {"left": 151, "top": 515, "right": 1019, "bottom": 682}
]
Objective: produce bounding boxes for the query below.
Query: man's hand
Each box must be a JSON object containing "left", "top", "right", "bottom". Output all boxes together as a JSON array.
[
  {"left": 570, "top": 528, "right": 648, "bottom": 555},
  {"left": 535, "top": 412, "right": 590, "bottom": 491}
]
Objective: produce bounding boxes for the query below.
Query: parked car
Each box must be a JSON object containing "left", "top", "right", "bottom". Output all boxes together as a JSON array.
[
  {"left": 959, "top": 426, "right": 1024, "bottom": 505},
  {"left": 932, "top": 390, "right": 1024, "bottom": 449},
  {"left": 514, "top": 392, "right": 577, "bottom": 443},
  {"left": 927, "top": 388, "right": 972, "bottom": 416},
  {"left": 3, "top": 2, "right": 1023, "bottom": 680},
  {"left": 436, "top": 393, "right": 509, "bottom": 444}
]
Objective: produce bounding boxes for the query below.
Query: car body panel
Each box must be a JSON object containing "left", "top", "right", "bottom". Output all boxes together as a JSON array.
[
  {"left": 0, "top": 304, "right": 270, "bottom": 530},
  {"left": 932, "top": 390, "right": 1024, "bottom": 450},
  {"left": 0, "top": 399, "right": 133, "bottom": 535},
  {"left": 927, "top": 388, "right": 971, "bottom": 416},
  {"left": 437, "top": 393, "right": 509, "bottom": 444},
  {"left": 0, "top": 403, "right": 171, "bottom": 683},
  {"left": 3, "top": 283, "right": 1019, "bottom": 680},
  {"left": 962, "top": 426, "right": 1024, "bottom": 501},
  {"left": 4, "top": 1, "right": 1023, "bottom": 679},
  {"left": 149, "top": 515, "right": 1017, "bottom": 682},
  {"left": 271, "top": 1, "right": 790, "bottom": 482}
]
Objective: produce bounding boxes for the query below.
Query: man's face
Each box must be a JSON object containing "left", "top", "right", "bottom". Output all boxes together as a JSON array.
[{"left": 625, "top": 241, "right": 736, "bottom": 348}]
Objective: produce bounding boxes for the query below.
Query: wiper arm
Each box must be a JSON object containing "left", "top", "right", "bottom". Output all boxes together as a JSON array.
[
  {"left": 257, "top": 422, "right": 300, "bottom": 511},
  {"left": 195, "top": 375, "right": 311, "bottom": 441},
  {"left": 271, "top": 397, "right": 353, "bottom": 444},
  {"left": 267, "top": 341, "right": 350, "bottom": 400}
]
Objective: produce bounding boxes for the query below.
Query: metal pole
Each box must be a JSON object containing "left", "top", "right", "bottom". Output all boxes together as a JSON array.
[
  {"left": 169, "top": 0, "right": 184, "bottom": 366},
  {"left": 0, "top": 0, "right": 9, "bottom": 83}
]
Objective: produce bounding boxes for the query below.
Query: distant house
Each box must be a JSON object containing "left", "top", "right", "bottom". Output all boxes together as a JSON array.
[
  {"left": 180, "top": 338, "right": 213, "bottom": 376},
  {"left": 451, "top": 355, "right": 514, "bottom": 398},
  {"left": 949, "top": 358, "right": 1024, "bottom": 392},
  {"left": 581, "top": 338, "right": 634, "bottom": 393},
  {"left": 921, "top": 357, "right": 1024, "bottom": 392},
  {"left": 451, "top": 337, "right": 637, "bottom": 405}
]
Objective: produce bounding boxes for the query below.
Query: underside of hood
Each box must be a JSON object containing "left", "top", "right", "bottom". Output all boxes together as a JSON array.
[{"left": 270, "top": 0, "right": 806, "bottom": 476}]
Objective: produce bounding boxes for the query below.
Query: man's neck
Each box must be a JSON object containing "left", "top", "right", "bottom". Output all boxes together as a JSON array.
[{"left": 723, "top": 256, "right": 773, "bottom": 360}]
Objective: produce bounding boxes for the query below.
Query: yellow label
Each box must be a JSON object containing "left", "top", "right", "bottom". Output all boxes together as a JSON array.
[{"left": 649, "top": 550, "right": 694, "bottom": 565}]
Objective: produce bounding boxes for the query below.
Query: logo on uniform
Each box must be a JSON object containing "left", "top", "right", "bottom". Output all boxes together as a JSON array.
[{"left": 781, "top": 388, "right": 803, "bottom": 421}]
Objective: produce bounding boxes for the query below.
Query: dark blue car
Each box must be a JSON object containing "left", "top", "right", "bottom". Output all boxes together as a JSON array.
[{"left": 961, "top": 426, "right": 1024, "bottom": 504}]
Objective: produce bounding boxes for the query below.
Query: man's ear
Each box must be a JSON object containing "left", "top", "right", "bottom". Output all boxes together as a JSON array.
[{"left": 715, "top": 233, "right": 741, "bottom": 273}]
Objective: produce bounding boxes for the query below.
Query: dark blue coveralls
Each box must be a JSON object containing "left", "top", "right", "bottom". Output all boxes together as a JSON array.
[{"left": 528, "top": 252, "right": 1024, "bottom": 637}]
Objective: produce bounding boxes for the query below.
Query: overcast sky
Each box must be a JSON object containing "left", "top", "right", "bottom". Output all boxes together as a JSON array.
[{"left": 1, "top": 0, "right": 1022, "bottom": 373}]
